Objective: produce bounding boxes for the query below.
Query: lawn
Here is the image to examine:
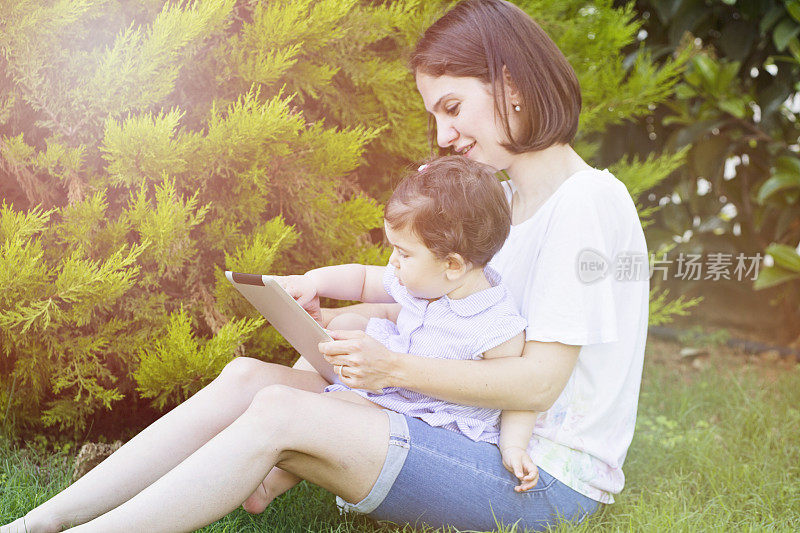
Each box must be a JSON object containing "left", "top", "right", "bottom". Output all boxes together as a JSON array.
[{"left": 2, "top": 338, "right": 799, "bottom": 532}]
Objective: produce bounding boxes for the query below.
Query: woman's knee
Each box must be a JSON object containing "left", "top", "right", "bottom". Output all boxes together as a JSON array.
[
  {"left": 218, "top": 357, "right": 282, "bottom": 388},
  {"left": 246, "top": 384, "right": 305, "bottom": 421}
]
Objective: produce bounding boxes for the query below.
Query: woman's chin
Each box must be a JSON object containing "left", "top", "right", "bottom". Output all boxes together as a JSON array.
[
  {"left": 464, "top": 151, "right": 499, "bottom": 170},
  {"left": 473, "top": 156, "right": 501, "bottom": 171}
]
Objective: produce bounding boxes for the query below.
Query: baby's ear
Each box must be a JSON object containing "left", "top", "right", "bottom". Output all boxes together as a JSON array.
[{"left": 444, "top": 253, "right": 470, "bottom": 280}]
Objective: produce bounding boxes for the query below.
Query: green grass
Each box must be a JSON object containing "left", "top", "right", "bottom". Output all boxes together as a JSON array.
[{"left": 2, "top": 342, "right": 800, "bottom": 532}]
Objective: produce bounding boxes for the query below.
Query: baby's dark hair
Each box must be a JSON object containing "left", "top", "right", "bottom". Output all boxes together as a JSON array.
[{"left": 385, "top": 156, "right": 511, "bottom": 267}]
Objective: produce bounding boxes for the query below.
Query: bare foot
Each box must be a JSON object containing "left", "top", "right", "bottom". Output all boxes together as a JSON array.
[
  {"left": 0, "top": 517, "right": 28, "bottom": 533},
  {"left": 242, "top": 479, "right": 271, "bottom": 514},
  {"left": 0, "top": 514, "right": 60, "bottom": 533},
  {"left": 241, "top": 467, "right": 302, "bottom": 514}
]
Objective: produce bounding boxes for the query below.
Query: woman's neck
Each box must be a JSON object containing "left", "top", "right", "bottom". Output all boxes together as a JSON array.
[{"left": 505, "top": 143, "right": 592, "bottom": 212}]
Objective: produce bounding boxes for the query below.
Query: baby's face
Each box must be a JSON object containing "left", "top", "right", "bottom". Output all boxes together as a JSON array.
[{"left": 384, "top": 221, "right": 450, "bottom": 300}]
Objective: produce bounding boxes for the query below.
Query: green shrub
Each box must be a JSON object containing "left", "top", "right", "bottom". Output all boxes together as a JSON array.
[{"left": 1, "top": 0, "right": 694, "bottom": 444}]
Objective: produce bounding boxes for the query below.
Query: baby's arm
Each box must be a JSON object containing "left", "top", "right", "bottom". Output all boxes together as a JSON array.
[
  {"left": 290, "top": 266, "right": 393, "bottom": 373},
  {"left": 304, "top": 264, "right": 394, "bottom": 303},
  {"left": 482, "top": 332, "right": 540, "bottom": 492},
  {"left": 498, "top": 411, "right": 539, "bottom": 492}
]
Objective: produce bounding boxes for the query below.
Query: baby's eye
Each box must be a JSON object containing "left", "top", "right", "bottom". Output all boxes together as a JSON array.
[{"left": 445, "top": 103, "right": 460, "bottom": 116}]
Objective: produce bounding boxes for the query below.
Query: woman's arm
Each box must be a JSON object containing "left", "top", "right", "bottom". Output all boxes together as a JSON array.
[
  {"left": 394, "top": 341, "right": 579, "bottom": 411},
  {"left": 320, "top": 333, "right": 579, "bottom": 412}
]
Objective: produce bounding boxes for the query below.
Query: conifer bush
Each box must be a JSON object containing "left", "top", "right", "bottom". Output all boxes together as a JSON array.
[{"left": 1, "top": 0, "right": 695, "bottom": 444}]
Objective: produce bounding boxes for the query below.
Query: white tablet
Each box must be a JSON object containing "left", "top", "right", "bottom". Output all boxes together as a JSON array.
[{"left": 225, "top": 271, "right": 336, "bottom": 383}]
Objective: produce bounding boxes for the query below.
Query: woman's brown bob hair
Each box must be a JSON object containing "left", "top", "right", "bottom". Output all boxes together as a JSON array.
[
  {"left": 410, "top": 0, "right": 581, "bottom": 153},
  {"left": 385, "top": 156, "right": 510, "bottom": 268}
]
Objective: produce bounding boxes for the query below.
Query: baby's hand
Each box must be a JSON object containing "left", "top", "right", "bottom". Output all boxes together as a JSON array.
[
  {"left": 501, "top": 446, "right": 539, "bottom": 493},
  {"left": 273, "top": 274, "right": 322, "bottom": 324}
]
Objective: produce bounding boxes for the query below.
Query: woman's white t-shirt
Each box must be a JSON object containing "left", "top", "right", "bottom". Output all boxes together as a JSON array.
[{"left": 488, "top": 168, "right": 649, "bottom": 504}]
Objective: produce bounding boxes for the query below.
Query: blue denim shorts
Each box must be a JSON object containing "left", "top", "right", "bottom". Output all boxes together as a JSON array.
[{"left": 337, "top": 411, "right": 600, "bottom": 532}]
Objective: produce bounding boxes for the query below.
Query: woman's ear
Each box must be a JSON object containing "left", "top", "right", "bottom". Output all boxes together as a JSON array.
[
  {"left": 444, "top": 253, "right": 470, "bottom": 281},
  {"left": 502, "top": 64, "right": 521, "bottom": 105}
]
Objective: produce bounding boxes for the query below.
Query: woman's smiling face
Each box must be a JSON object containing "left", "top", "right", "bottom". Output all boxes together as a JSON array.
[{"left": 415, "top": 72, "right": 518, "bottom": 171}]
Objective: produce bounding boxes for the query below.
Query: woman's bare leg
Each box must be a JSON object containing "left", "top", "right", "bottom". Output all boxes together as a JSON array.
[
  {"left": 66, "top": 385, "right": 391, "bottom": 532},
  {"left": 242, "top": 312, "right": 372, "bottom": 514},
  {"left": 0, "top": 358, "right": 328, "bottom": 533},
  {"left": 242, "top": 388, "right": 383, "bottom": 513}
]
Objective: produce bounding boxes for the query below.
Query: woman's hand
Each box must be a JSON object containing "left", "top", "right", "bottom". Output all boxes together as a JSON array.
[
  {"left": 318, "top": 330, "right": 397, "bottom": 392},
  {"left": 501, "top": 446, "right": 539, "bottom": 492},
  {"left": 273, "top": 274, "right": 322, "bottom": 324}
]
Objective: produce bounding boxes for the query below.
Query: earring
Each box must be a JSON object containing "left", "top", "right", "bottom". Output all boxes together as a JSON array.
[{"left": 514, "top": 104, "right": 521, "bottom": 112}]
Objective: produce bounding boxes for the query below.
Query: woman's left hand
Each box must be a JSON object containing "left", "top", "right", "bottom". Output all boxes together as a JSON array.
[{"left": 319, "top": 330, "right": 397, "bottom": 392}]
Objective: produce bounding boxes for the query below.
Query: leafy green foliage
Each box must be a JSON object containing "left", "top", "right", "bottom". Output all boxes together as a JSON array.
[
  {"left": 648, "top": 288, "right": 703, "bottom": 326},
  {"left": 755, "top": 243, "right": 800, "bottom": 289},
  {"left": 0, "top": 0, "right": 389, "bottom": 442},
  {"left": 621, "top": 0, "right": 800, "bottom": 330},
  {"left": 133, "top": 307, "right": 264, "bottom": 411},
  {"left": 0, "top": 0, "right": 694, "bottom": 444}
]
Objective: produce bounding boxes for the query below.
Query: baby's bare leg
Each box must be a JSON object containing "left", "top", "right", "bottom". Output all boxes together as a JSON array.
[{"left": 327, "top": 312, "right": 371, "bottom": 331}]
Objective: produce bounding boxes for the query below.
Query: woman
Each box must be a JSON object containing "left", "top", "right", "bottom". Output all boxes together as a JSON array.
[{"left": 1, "top": 0, "right": 648, "bottom": 531}]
